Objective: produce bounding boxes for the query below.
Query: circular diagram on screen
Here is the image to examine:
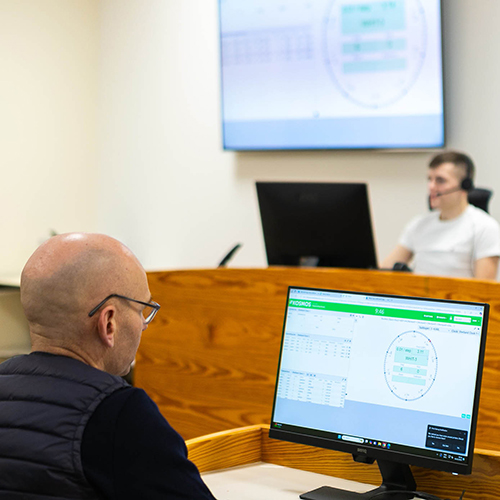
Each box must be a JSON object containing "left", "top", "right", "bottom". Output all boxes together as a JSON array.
[
  {"left": 323, "top": 0, "right": 427, "bottom": 108},
  {"left": 384, "top": 331, "right": 437, "bottom": 401}
]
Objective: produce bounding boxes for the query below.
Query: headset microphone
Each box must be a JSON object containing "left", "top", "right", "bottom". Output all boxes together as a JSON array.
[
  {"left": 435, "top": 177, "right": 474, "bottom": 197},
  {"left": 435, "top": 186, "right": 462, "bottom": 197}
]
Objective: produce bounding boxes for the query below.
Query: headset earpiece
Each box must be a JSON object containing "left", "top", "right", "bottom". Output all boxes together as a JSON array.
[
  {"left": 461, "top": 177, "right": 474, "bottom": 192},
  {"left": 461, "top": 158, "right": 475, "bottom": 191}
]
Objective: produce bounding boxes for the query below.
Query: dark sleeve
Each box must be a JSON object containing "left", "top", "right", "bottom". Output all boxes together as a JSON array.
[{"left": 81, "top": 387, "right": 217, "bottom": 500}]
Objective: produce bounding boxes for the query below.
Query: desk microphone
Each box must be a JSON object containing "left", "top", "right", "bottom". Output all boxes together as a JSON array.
[{"left": 218, "top": 243, "right": 242, "bottom": 267}]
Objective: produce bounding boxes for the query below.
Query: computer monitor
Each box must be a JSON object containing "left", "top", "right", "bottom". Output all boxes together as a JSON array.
[
  {"left": 256, "top": 182, "right": 377, "bottom": 269},
  {"left": 270, "top": 287, "right": 489, "bottom": 500}
]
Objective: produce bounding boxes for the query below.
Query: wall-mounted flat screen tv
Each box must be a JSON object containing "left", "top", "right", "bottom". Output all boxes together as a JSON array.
[{"left": 219, "top": 0, "right": 444, "bottom": 150}]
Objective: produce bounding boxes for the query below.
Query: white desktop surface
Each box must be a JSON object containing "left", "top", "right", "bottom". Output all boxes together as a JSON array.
[{"left": 202, "top": 462, "right": 403, "bottom": 500}]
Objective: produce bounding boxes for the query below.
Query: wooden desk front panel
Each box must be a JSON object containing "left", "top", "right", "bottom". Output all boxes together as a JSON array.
[
  {"left": 426, "top": 276, "right": 500, "bottom": 450},
  {"left": 135, "top": 268, "right": 500, "bottom": 451},
  {"left": 187, "top": 426, "right": 500, "bottom": 500}
]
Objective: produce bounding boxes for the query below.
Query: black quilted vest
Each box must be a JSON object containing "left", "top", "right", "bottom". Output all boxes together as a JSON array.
[{"left": 0, "top": 352, "right": 128, "bottom": 499}]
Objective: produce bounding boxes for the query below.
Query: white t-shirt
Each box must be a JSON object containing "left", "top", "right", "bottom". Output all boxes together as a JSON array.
[{"left": 399, "top": 205, "right": 500, "bottom": 278}]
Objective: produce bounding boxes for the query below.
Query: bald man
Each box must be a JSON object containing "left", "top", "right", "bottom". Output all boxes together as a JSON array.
[{"left": 0, "top": 233, "right": 216, "bottom": 500}]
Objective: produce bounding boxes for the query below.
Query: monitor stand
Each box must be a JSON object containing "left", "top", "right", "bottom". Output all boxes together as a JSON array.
[
  {"left": 300, "top": 460, "right": 417, "bottom": 500},
  {"left": 298, "top": 256, "right": 320, "bottom": 267}
]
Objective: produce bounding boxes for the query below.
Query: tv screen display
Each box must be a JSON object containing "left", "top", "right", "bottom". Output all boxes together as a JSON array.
[
  {"left": 270, "top": 287, "right": 488, "bottom": 498},
  {"left": 219, "top": 0, "right": 444, "bottom": 150}
]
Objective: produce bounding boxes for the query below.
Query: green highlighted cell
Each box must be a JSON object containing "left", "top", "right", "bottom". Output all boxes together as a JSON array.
[
  {"left": 393, "top": 366, "right": 428, "bottom": 376},
  {"left": 392, "top": 375, "right": 426, "bottom": 386},
  {"left": 343, "top": 38, "right": 406, "bottom": 54},
  {"left": 342, "top": 1, "right": 406, "bottom": 35},
  {"left": 344, "top": 58, "right": 406, "bottom": 74},
  {"left": 395, "top": 347, "right": 429, "bottom": 366},
  {"left": 396, "top": 347, "right": 427, "bottom": 355}
]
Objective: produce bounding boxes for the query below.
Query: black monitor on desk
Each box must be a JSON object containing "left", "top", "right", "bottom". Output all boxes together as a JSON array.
[
  {"left": 270, "top": 286, "right": 489, "bottom": 499},
  {"left": 256, "top": 182, "right": 377, "bottom": 269}
]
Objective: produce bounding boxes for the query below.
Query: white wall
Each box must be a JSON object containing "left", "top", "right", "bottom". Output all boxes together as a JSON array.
[
  {"left": 0, "top": 0, "right": 99, "bottom": 277},
  {"left": 2, "top": 0, "right": 500, "bottom": 276},
  {"left": 0, "top": 290, "right": 29, "bottom": 359},
  {"left": 1, "top": 0, "right": 499, "bottom": 351},
  {"left": 97, "top": 0, "right": 500, "bottom": 271}
]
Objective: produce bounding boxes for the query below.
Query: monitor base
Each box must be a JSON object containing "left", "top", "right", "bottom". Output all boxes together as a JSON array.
[
  {"left": 300, "top": 460, "right": 416, "bottom": 500},
  {"left": 300, "top": 485, "right": 414, "bottom": 500}
]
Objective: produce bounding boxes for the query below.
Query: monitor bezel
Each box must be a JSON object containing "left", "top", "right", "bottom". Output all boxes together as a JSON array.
[{"left": 269, "top": 286, "right": 489, "bottom": 475}]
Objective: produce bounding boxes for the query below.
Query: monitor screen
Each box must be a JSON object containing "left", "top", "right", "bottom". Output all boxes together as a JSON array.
[
  {"left": 256, "top": 182, "right": 377, "bottom": 269},
  {"left": 270, "top": 287, "right": 488, "bottom": 499},
  {"left": 219, "top": 0, "right": 445, "bottom": 150}
]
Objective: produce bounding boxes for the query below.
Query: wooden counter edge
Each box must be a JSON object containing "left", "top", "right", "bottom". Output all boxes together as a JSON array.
[
  {"left": 187, "top": 425, "right": 265, "bottom": 473},
  {"left": 187, "top": 425, "right": 500, "bottom": 500}
]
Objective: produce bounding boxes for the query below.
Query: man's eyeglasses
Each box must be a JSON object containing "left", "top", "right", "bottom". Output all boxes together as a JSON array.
[{"left": 88, "top": 294, "right": 161, "bottom": 325}]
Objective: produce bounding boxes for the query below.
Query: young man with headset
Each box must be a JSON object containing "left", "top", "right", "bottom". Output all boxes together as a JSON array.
[{"left": 382, "top": 151, "right": 500, "bottom": 279}]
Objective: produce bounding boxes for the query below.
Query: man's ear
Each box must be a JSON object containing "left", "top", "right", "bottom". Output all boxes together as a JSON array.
[{"left": 97, "top": 306, "right": 116, "bottom": 348}]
